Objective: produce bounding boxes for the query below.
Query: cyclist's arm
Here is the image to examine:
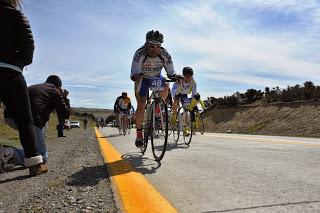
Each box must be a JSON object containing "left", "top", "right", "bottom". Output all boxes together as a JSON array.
[
  {"left": 130, "top": 48, "right": 144, "bottom": 81},
  {"left": 161, "top": 48, "right": 176, "bottom": 77},
  {"left": 191, "top": 81, "right": 197, "bottom": 98},
  {"left": 171, "top": 82, "right": 178, "bottom": 98},
  {"left": 114, "top": 97, "right": 120, "bottom": 112},
  {"left": 127, "top": 98, "right": 132, "bottom": 110}
]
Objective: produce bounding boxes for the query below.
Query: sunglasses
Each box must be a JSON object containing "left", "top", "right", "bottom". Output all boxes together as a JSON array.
[{"left": 148, "top": 45, "right": 161, "bottom": 49}]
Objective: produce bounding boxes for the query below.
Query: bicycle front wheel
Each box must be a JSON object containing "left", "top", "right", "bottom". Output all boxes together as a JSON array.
[
  {"left": 183, "top": 110, "right": 193, "bottom": 146},
  {"left": 141, "top": 122, "right": 149, "bottom": 154},
  {"left": 151, "top": 97, "right": 168, "bottom": 162},
  {"left": 172, "top": 108, "right": 181, "bottom": 144}
]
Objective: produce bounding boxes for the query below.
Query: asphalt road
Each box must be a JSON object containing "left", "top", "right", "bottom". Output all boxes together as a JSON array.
[{"left": 99, "top": 127, "right": 320, "bottom": 213}]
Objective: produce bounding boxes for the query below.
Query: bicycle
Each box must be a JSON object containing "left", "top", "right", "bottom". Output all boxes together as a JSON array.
[
  {"left": 172, "top": 97, "right": 193, "bottom": 145},
  {"left": 141, "top": 76, "right": 174, "bottom": 162},
  {"left": 192, "top": 109, "right": 205, "bottom": 135},
  {"left": 127, "top": 112, "right": 133, "bottom": 135},
  {"left": 118, "top": 111, "right": 129, "bottom": 136}
]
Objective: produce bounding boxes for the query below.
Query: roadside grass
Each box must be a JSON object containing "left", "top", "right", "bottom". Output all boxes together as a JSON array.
[
  {"left": 247, "top": 119, "right": 272, "bottom": 132},
  {"left": 0, "top": 112, "right": 96, "bottom": 147}
]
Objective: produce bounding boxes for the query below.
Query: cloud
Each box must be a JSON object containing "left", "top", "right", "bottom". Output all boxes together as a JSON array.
[{"left": 23, "top": 0, "right": 320, "bottom": 108}]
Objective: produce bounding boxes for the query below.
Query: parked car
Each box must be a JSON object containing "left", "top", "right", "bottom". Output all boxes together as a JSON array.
[
  {"left": 70, "top": 121, "right": 80, "bottom": 128},
  {"left": 56, "top": 120, "right": 71, "bottom": 130}
]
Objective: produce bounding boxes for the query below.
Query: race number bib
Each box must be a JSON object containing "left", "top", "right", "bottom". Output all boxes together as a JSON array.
[{"left": 148, "top": 77, "right": 165, "bottom": 91}]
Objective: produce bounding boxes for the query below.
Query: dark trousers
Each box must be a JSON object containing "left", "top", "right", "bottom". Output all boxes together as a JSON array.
[
  {"left": 58, "top": 118, "right": 64, "bottom": 137},
  {"left": 0, "top": 68, "right": 38, "bottom": 158}
]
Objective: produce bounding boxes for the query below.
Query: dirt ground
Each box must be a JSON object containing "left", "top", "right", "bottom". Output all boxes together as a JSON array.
[{"left": 0, "top": 128, "right": 119, "bottom": 213}]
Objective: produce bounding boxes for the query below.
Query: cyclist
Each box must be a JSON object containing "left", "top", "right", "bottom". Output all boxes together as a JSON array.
[
  {"left": 114, "top": 92, "right": 132, "bottom": 130},
  {"left": 189, "top": 92, "right": 206, "bottom": 125},
  {"left": 171, "top": 67, "right": 197, "bottom": 135},
  {"left": 131, "top": 30, "right": 177, "bottom": 147}
]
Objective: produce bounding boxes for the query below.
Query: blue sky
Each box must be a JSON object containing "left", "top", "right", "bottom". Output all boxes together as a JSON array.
[{"left": 22, "top": 0, "right": 320, "bottom": 109}]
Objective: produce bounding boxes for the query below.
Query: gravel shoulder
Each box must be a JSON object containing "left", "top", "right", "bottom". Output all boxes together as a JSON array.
[{"left": 0, "top": 128, "right": 119, "bottom": 213}]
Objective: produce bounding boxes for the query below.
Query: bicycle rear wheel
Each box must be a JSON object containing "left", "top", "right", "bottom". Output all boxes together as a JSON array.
[
  {"left": 183, "top": 110, "right": 193, "bottom": 145},
  {"left": 151, "top": 98, "right": 168, "bottom": 162}
]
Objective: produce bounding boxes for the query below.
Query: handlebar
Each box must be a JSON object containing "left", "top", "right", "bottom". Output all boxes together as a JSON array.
[{"left": 138, "top": 73, "right": 183, "bottom": 83}]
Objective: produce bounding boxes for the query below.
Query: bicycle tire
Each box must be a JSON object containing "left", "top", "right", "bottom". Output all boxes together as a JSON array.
[
  {"left": 183, "top": 110, "right": 193, "bottom": 145},
  {"left": 151, "top": 97, "right": 168, "bottom": 162},
  {"left": 172, "top": 108, "right": 180, "bottom": 143},
  {"left": 141, "top": 122, "right": 149, "bottom": 154}
]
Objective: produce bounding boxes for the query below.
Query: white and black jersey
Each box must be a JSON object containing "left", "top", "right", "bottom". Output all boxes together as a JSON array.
[{"left": 130, "top": 46, "right": 175, "bottom": 79}]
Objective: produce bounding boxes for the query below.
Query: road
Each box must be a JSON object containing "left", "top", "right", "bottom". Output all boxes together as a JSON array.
[{"left": 98, "top": 127, "right": 320, "bottom": 213}]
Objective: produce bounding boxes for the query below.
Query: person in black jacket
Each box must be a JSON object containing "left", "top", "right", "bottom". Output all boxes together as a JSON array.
[
  {"left": 0, "top": 0, "right": 44, "bottom": 176},
  {"left": 57, "top": 89, "right": 69, "bottom": 137},
  {"left": 3, "top": 75, "right": 70, "bottom": 171}
]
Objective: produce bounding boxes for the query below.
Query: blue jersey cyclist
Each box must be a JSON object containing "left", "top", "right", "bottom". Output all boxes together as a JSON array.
[{"left": 130, "top": 30, "right": 176, "bottom": 147}]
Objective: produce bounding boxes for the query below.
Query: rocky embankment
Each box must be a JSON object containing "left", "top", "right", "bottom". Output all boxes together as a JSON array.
[{"left": 203, "top": 100, "right": 320, "bottom": 137}]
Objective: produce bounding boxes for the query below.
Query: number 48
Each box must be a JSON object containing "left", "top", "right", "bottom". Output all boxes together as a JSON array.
[{"left": 152, "top": 79, "right": 162, "bottom": 87}]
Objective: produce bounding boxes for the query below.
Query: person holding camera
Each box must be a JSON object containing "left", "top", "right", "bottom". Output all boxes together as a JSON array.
[{"left": 2, "top": 75, "right": 70, "bottom": 171}]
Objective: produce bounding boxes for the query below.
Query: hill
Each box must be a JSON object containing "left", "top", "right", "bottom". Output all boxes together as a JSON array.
[
  {"left": 71, "top": 107, "right": 113, "bottom": 118},
  {"left": 203, "top": 100, "right": 320, "bottom": 138}
]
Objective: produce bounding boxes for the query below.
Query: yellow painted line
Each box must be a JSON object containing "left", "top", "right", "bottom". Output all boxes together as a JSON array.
[
  {"left": 205, "top": 134, "right": 320, "bottom": 147},
  {"left": 95, "top": 128, "right": 177, "bottom": 213}
]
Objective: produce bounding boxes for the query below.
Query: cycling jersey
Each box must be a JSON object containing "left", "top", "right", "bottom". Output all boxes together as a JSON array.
[
  {"left": 171, "top": 79, "right": 197, "bottom": 98},
  {"left": 131, "top": 46, "right": 176, "bottom": 98},
  {"left": 114, "top": 96, "right": 131, "bottom": 111},
  {"left": 130, "top": 46, "right": 175, "bottom": 79}
]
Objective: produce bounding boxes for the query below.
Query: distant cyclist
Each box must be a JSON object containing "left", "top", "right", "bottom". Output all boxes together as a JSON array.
[
  {"left": 130, "top": 30, "right": 177, "bottom": 147},
  {"left": 188, "top": 92, "right": 206, "bottom": 123},
  {"left": 171, "top": 67, "right": 197, "bottom": 134},
  {"left": 114, "top": 92, "right": 132, "bottom": 129}
]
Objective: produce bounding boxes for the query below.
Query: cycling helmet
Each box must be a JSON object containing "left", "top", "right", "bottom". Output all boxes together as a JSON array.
[
  {"left": 46, "top": 75, "right": 62, "bottom": 87},
  {"left": 146, "top": 30, "right": 164, "bottom": 45},
  {"left": 183, "top": 67, "right": 193, "bottom": 75},
  {"left": 194, "top": 92, "right": 200, "bottom": 101}
]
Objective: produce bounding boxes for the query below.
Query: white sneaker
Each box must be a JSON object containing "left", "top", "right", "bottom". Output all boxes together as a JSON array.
[{"left": 0, "top": 146, "right": 15, "bottom": 172}]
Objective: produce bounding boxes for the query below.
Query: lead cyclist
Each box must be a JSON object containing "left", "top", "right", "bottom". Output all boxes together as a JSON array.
[{"left": 130, "top": 30, "right": 178, "bottom": 148}]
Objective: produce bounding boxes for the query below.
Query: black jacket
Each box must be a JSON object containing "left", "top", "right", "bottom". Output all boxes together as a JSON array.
[
  {"left": 29, "top": 83, "right": 70, "bottom": 128},
  {"left": 0, "top": 1, "right": 34, "bottom": 69}
]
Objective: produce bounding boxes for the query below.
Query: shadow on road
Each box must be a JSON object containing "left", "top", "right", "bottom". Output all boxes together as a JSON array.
[
  {"left": 165, "top": 140, "right": 190, "bottom": 152},
  {"left": 121, "top": 152, "right": 161, "bottom": 175},
  {"left": 0, "top": 174, "right": 31, "bottom": 184},
  {"left": 66, "top": 164, "right": 109, "bottom": 187},
  {"left": 99, "top": 134, "right": 121, "bottom": 138}
]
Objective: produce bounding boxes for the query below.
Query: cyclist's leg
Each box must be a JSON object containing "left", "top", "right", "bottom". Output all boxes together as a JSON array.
[
  {"left": 134, "top": 80, "right": 148, "bottom": 147},
  {"left": 160, "top": 83, "right": 169, "bottom": 99},
  {"left": 171, "top": 95, "right": 180, "bottom": 123}
]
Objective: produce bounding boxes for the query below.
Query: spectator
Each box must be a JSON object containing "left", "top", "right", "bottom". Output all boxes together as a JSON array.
[
  {"left": 3, "top": 75, "right": 70, "bottom": 170},
  {"left": 58, "top": 89, "right": 69, "bottom": 137},
  {"left": 0, "top": 0, "right": 44, "bottom": 176},
  {"left": 83, "top": 117, "right": 88, "bottom": 129}
]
